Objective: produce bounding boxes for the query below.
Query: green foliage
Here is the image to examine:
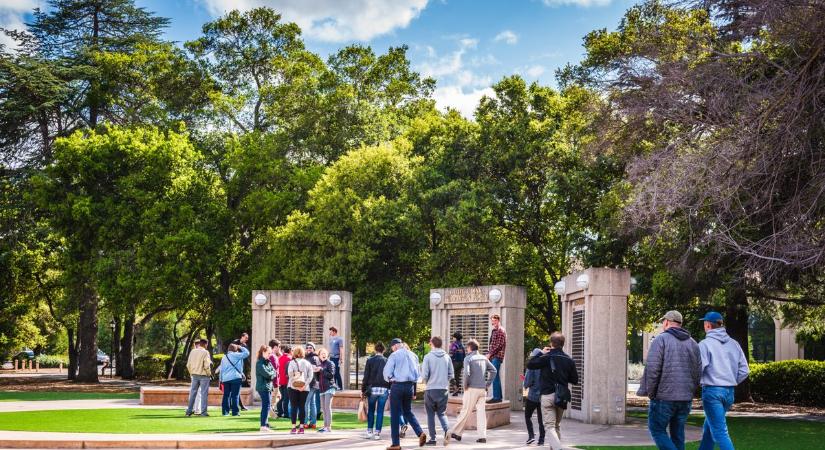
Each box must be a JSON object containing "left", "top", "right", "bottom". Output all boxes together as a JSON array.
[
  {"left": 134, "top": 354, "right": 171, "bottom": 379},
  {"left": 750, "top": 360, "right": 825, "bottom": 407},
  {"left": 35, "top": 353, "right": 68, "bottom": 368}
]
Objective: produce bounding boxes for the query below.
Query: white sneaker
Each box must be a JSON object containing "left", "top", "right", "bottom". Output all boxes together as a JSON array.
[
  {"left": 259, "top": 426, "right": 270, "bottom": 432},
  {"left": 373, "top": 432, "right": 381, "bottom": 440},
  {"left": 364, "top": 430, "right": 373, "bottom": 439}
]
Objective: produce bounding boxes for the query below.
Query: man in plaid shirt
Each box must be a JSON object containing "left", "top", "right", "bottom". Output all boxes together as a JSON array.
[{"left": 486, "top": 314, "right": 506, "bottom": 403}]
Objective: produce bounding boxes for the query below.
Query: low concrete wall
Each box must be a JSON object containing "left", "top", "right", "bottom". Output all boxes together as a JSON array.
[
  {"left": 445, "top": 397, "right": 510, "bottom": 430},
  {"left": 140, "top": 386, "right": 254, "bottom": 407}
]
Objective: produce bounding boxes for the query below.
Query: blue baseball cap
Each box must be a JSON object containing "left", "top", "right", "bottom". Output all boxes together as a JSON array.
[{"left": 699, "top": 311, "right": 724, "bottom": 323}]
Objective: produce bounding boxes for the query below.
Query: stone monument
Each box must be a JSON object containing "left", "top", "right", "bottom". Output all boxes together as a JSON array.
[
  {"left": 429, "top": 285, "right": 526, "bottom": 411},
  {"left": 250, "top": 290, "right": 352, "bottom": 396},
  {"left": 556, "top": 268, "right": 630, "bottom": 425}
]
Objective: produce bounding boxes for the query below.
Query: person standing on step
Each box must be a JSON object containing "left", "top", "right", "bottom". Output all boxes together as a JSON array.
[
  {"left": 329, "top": 327, "right": 345, "bottom": 390},
  {"left": 637, "top": 310, "right": 701, "bottom": 450},
  {"left": 527, "top": 332, "right": 579, "bottom": 450},
  {"left": 185, "top": 338, "right": 212, "bottom": 417},
  {"left": 697, "top": 311, "right": 749, "bottom": 450},
  {"left": 287, "top": 345, "right": 314, "bottom": 434},
  {"left": 486, "top": 314, "right": 506, "bottom": 404},
  {"left": 421, "top": 336, "right": 454, "bottom": 446},
  {"left": 383, "top": 338, "right": 428, "bottom": 450},
  {"left": 448, "top": 332, "right": 465, "bottom": 397},
  {"left": 317, "top": 347, "right": 338, "bottom": 433},
  {"left": 446, "top": 339, "right": 496, "bottom": 445},
  {"left": 362, "top": 342, "right": 390, "bottom": 440},
  {"left": 523, "top": 348, "right": 546, "bottom": 445},
  {"left": 304, "top": 342, "right": 321, "bottom": 429},
  {"left": 256, "top": 345, "right": 276, "bottom": 432}
]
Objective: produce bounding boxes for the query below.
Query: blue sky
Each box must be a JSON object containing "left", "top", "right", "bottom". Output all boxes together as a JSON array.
[{"left": 1, "top": 0, "right": 636, "bottom": 117}]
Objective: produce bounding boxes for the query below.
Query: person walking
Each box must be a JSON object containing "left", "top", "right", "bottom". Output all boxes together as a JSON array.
[
  {"left": 448, "top": 332, "right": 465, "bottom": 397},
  {"left": 329, "top": 327, "right": 345, "bottom": 390},
  {"left": 268, "top": 339, "right": 281, "bottom": 420},
  {"left": 185, "top": 338, "right": 212, "bottom": 417},
  {"left": 304, "top": 342, "right": 321, "bottom": 429},
  {"left": 697, "top": 311, "right": 749, "bottom": 450},
  {"left": 487, "top": 314, "right": 506, "bottom": 403},
  {"left": 421, "top": 336, "right": 453, "bottom": 446},
  {"left": 287, "top": 345, "right": 314, "bottom": 434},
  {"left": 255, "top": 345, "right": 277, "bottom": 432},
  {"left": 383, "top": 338, "right": 427, "bottom": 450},
  {"left": 637, "top": 310, "right": 701, "bottom": 450},
  {"left": 362, "top": 342, "right": 390, "bottom": 440},
  {"left": 219, "top": 343, "right": 249, "bottom": 416},
  {"left": 276, "top": 345, "right": 292, "bottom": 418},
  {"left": 523, "top": 348, "right": 545, "bottom": 445},
  {"left": 446, "top": 339, "right": 496, "bottom": 445},
  {"left": 526, "top": 332, "right": 578, "bottom": 450},
  {"left": 317, "top": 347, "right": 338, "bottom": 433}
]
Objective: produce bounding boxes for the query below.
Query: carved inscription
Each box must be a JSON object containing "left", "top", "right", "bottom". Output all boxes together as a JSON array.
[
  {"left": 445, "top": 287, "right": 486, "bottom": 304},
  {"left": 272, "top": 314, "right": 325, "bottom": 347}
]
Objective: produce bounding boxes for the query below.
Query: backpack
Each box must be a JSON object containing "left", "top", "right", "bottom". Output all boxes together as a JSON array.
[
  {"left": 451, "top": 342, "right": 466, "bottom": 363},
  {"left": 550, "top": 356, "right": 572, "bottom": 409}
]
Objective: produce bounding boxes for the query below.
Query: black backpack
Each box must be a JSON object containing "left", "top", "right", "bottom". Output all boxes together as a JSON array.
[
  {"left": 549, "top": 356, "right": 572, "bottom": 409},
  {"left": 451, "top": 342, "right": 466, "bottom": 363}
]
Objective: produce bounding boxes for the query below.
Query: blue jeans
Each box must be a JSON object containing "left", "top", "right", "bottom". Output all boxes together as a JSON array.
[
  {"left": 390, "top": 382, "right": 423, "bottom": 446},
  {"left": 491, "top": 357, "right": 503, "bottom": 400},
  {"left": 699, "top": 386, "right": 735, "bottom": 450},
  {"left": 331, "top": 357, "right": 343, "bottom": 389},
  {"left": 305, "top": 388, "right": 319, "bottom": 425},
  {"left": 648, "top": 399, "right": 691, "bottom": 450},
  {"left": 367, "top": 389, "right": 389, "bottom": 431},
  {"left": 259, "top": 390, "right": 271, "bottom": 427},
  {"left": 221, "top": 379, "right": 242, "bottom": 415}
]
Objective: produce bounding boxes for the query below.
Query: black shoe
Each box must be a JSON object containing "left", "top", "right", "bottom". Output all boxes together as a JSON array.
[
  {"left": 526, "top": 437, "right": 535, "bottom": 444},
  {"left": 537, "top": 440, "right": 544, "bottom": 446},
  {"left": 485, "top": 398, "right": 502, "bottom": 404},
  {"left": 240, "top": 406, "right": 249, "bottom": 411},
  {"left": 476, "top": 438, "right": 487, "bottom": 443},
  {"left": 200, "top": 413, "right": 210, "bottom": 417},
  {"left": 450, "top": 433, "right": 461, "bottom": 442},
  {"left": 185, "top": 411, "right": 193, "bottom": 417},
  {"left": 426, "top": 439, "right": 437, "bottom": 446}
]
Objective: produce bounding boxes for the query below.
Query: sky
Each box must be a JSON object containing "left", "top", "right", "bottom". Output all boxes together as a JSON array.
[{"left": 0, "top": 0, "right": 636, "bottom": 117}]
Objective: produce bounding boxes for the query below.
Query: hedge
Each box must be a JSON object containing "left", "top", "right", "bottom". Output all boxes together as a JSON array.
[
  {"left": 750, "top": 360, "right": 825, "bottom": 407},
  {"left": 35, "top": 354, "right": 68, "bottom": 368},
  {"left": 134, "top": 354, "right": 171, "bottom": 379}
]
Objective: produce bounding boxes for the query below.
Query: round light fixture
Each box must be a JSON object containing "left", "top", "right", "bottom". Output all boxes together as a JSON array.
[
  {"left": 329, "top": 293, "right": 342, "bottom": 306},
  {"left": 488, "top": 288, "right": 502, "bottom": 303},
  {"left": 429, "top": 292, "right": 442, "bottom": 306},
  {"left": 554, "top": 280, "right": 566, "bottom": 296},
  {"left": 576, "top": 274, "right": 590, "bottom": 289},
  {"left": 630, "top": 276, "right": 638, "bottom": 292},
  {"left": 254, "top": 293, "right": 267, "bottom": 306}
]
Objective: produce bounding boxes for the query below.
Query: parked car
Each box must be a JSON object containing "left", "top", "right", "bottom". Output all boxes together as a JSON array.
[
  {"left": 97, "top": 349, "right": 110, "bottom": 366},
  {"left": 13, "top": 348, "right": 35, "bottom": 360}
]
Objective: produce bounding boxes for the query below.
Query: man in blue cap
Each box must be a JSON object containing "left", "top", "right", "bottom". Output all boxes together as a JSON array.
[
  {"left": 697, "top": 311, "right": 750, "bottom": 450},
  {"left": 383, "top": 338, "right": 427, "bottom": 450}
]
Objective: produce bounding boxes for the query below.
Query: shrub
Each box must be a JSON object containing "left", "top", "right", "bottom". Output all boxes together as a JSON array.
[
  {"left": 627, "top": 363, "right": 645, "bottom": 381},
  {"left": 750, "top": 360, "right": 825, "bottom": 407},
  {"left": 35, "top": 354, "right": 68, "bottom": 368},
  {"left": 134, "top": 354, "right": 171, "bottom": 379}
]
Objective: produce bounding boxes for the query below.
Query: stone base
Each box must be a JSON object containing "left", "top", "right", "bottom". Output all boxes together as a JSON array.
[
  {"left": 329, "top": 389, "right": 365, "bottom": 409},
  {"left": 445, "top": 397, "right": 510, "bottom": 430},
  {"left": 140, "top": 386, "right": 254, "bottom": 407}
]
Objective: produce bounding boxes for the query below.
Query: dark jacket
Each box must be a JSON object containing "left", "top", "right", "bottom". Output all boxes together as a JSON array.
[
  {"left": 526, "top": 348, "right": 579, "bottom": 396},
  {"left": 255, "top": 357, "right": 276, "bottom": 393},
  {"left": 319, "top": 359, "right": 337, "bottom": 391},
  {"left": 638, "top": 326, "right": 701, "bottom": 401},
  {"left": 362, "top": 353, "right": 390, "bottom": 395},
  {"left": 306, "top": 351, "right": 321, "bottom": 390}
]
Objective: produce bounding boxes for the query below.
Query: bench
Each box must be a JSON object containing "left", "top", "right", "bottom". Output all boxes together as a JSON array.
[
  {"left": 445, "top": 398, "right": 511, "bottom": 430},
  {"left": 140, "top": 386, "right": 254, "bottom": 407}
]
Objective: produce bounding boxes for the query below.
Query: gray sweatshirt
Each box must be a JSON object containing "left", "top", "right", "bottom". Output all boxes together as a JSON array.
[
  {"left": 421, "top": 348, "right": 454, "bottom": 391},
  {"left": 463, "top": 351, "right": 496, "bottom": 390},
  {"left": 699, "top": 328, "right": 749, "bottom": 387},
  {"left": 637, "top": 326, "right": 701, "bottom": 401}
]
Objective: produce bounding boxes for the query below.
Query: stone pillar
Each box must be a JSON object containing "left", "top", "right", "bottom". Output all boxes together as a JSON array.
[
  {"left": 559, "top": 268, "right": 629, "bottom": 425},
  {"left": 430, "top": 285, "right": 526, "bottom": 411},
  {"left": 774, "top": 318, "right": 803, "bottom": 361},
  {"left": 251, "top": 290, "right": 352, "bottom": 400}
]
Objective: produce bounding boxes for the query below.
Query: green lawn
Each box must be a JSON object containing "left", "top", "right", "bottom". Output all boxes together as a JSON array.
[
  {"left": 0, "top": 408, "right": 369, "bottom": 433},
  {"left": 580, "top": 414, "right": 825, "bottom": 450},
  {"left": 0, "top": 391, "right": 139, "bottom": 401}
]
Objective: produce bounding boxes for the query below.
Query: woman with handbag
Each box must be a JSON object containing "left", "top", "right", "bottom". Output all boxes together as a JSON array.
[
  {"left": 316, "top": 347, "right": 338, "bottom": 433},
  {"left": 287, "top": 345, "right": 314, "bottom": 434},
  {"left": 219, "top": 343, "right": 249, "bottom": 416}
]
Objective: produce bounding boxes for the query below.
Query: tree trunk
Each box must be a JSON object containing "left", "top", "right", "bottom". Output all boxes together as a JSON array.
[
  {"left": 726, "top": 287, "right": 752, "bottom": 402},
  {"left": 67, "top": 328, "right": 78, "bottom": 380},
  {"left": 114, "top": 316, "right": 122, "bottom": 376},
  {"left": 76, "top": 282, "right": 99, "bottom": 383},
  {"left": 119, "top": 306, "right": 137, "bottom": 379},
  {"left": 536, "top": 274, "right": 558, "bottom": 333}
]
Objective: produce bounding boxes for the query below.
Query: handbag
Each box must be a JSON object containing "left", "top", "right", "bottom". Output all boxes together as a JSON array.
[
  {"left": 549, "top": 356, "right": 571, "bottom": 409},
  {"left": 289, "top": 361, "right": 307, "bottom": 389},
  {"left": 357, "top": 399, "right": 367, "bottom": 422}
]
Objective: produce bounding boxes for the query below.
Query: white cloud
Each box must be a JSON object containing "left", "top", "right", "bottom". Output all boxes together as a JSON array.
[
  {"left": 542, "top": 0, "right": 613, "bottom": 6},
  {"left": 0, "top": 0, "right": 35, "bottom": 50},
  {"left": 200, "top": 0, "right": 428, "bottom": 42},
  {"left": 433, "top": 85, "right": 495, "bottom": 119},
  {"left": 417, "top": 37, "right": 477, "bottom": 78},
  {"left": 526, "top": 65, "right": 546, "bottom": 78},
  {"left": 493, "top": 30, "right": 518, "bottom": 45}
]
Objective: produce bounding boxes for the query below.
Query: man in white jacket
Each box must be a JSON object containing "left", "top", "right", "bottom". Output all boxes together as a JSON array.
[{"left": 421, "top": 336, "right": 454, "bottom": 446}]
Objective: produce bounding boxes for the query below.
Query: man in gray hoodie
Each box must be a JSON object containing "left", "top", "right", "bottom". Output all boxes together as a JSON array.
[
  {"left": 697, "top": 311, "right": 749, "bottom": 450},
  {"left": 637, "top": 310, "right": 701, "bottom": 450},
  {"left": 421, "top": 336, "right": 454, "bottom": 446},
  {"left": 445, "top": 339, "right": 496, "bottom": 445}
]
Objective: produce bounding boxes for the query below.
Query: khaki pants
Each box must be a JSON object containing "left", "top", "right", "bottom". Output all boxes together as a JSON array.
[
  {"left": 448, "top": 387, "right": 487, "bottom": 438},
  {"left": 540, "top": 393, "right": 564, "bottom": 449}
]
